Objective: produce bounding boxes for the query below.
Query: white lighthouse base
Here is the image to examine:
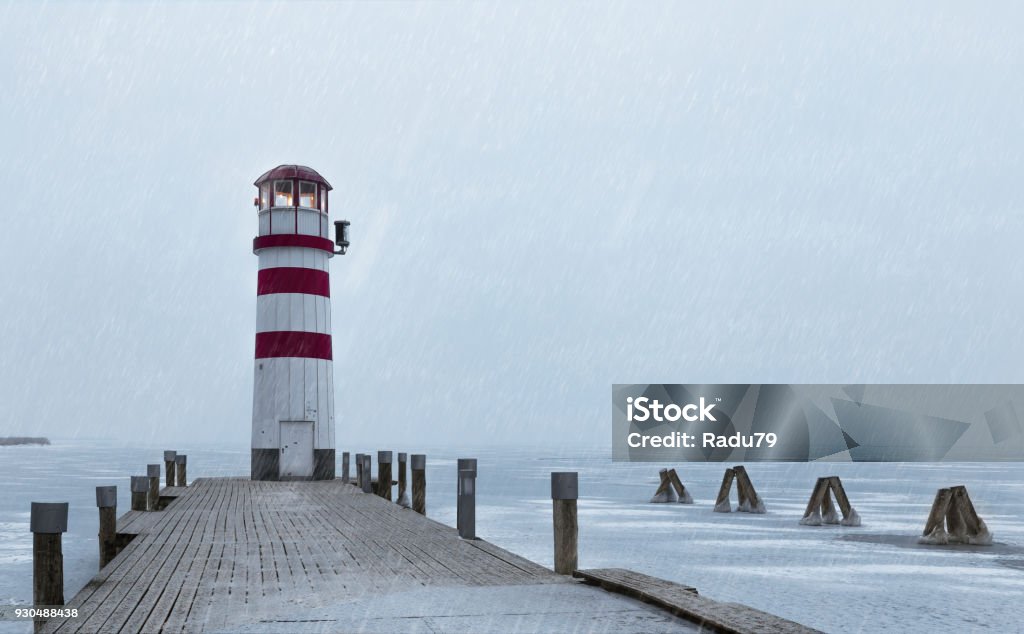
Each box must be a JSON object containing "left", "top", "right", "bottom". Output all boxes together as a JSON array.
[{"left": 251, "top": 448, "right": 334, "bottom": 481}]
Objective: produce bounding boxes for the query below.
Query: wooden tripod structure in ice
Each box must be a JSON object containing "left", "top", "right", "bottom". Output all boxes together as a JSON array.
[
  {"left": 918, "top": 485, "right": 992, "bottom": 545},
  {"left": 713, "top": 465, "right": 765, "bottom": 513},
  {"left": 649, "top": 468, "right": 693, "bottom": 503},
  {"left": 799, "top": 476, "right": 860, "bottom": 526}
]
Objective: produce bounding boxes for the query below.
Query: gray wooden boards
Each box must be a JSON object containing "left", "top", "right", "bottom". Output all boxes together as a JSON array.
[
  {"left": 39, "top": 477, "right": 572, "bottom": 633},
  {"left": 575, "top": 568, "right": 821, "bottom": 634},
  {"left": 918, "top": 485, "right": 992, "bottom": 545},
  {"left": 799, "top": 477, "right": 861, "bottom": 527},
  {"left": 714, "top": 466, "right": 765, "bottom": 513}
]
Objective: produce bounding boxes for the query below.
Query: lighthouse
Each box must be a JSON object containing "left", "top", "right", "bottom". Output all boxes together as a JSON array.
[{"left": 250, "top": 165, "right": 350, "bottom": 481}]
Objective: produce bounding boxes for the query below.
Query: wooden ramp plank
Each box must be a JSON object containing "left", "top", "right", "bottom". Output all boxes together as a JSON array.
[{"left": 574, "top": 568, "right": 820, "bottom": 634}]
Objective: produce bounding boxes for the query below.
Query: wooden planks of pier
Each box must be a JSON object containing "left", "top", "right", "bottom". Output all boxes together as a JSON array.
[{"left": 42, "top": 478, "right": 569, "bottom": 633}]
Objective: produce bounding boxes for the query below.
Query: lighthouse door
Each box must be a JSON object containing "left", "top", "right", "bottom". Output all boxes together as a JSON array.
[{"left": 279, "top": 421, "right": 314, "bottom": 479}]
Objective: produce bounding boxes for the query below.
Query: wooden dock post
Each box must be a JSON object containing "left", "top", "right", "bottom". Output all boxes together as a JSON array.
[
  {"left": 457, "top": 467, "right": 476, "bottom": 539},
  {"left": 666, "top": 469, "right": 693, "bottom": 504},
  {"left": 147, "top": 464, "right": 161, "bottom": 511},
  {"left": 411, "top": 454, "right": 426, "bottom": 515},
  {"left": 377, "top": 451, "right": 393, "bottom": 500},
  {"left": 361, "top": 454, "right": 373, "bottom": 494},
  {"left": 31, "top": 501, "right": 68, "bottom": 630},
  {"left": 551, "top": 472, "right": 579, "bottom": 575},
  {"left": 457, "top": 458, "right": 477, "bottom": 534},
  {"left": 397, "top": 452, "right": 410, "bottom": 508},
  {"left": 650, "top": 468, "right": 678, "bottom": 503},
  {"left": 130, "top": 476, "right": 149, "bottom": 511},
  {"left": 175, "top": 454, "right": 187, "bottom": 487},
  {"left": 714, "top": 468, "right": 735, "bottom": 512},
  {"left": 341, "top": 451, "right": 350, "bottom": 484},
  {"left": 164, "top": 451, "right": 176, "bottom": 488},
  {"left": 95, "top": 486, "right": 117, "bottom": 569}
]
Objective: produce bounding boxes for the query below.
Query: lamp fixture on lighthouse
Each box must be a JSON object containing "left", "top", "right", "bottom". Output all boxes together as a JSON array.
[{"left": 334, "top": 220, "right": 351, "bottom": 255}]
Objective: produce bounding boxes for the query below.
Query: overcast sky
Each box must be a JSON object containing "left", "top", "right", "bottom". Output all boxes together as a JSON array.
[{"left": 1, "top": 2, "right": 1021, "bottom": 448}]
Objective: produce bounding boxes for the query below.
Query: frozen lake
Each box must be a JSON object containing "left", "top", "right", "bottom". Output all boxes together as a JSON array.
[{"left": 0, "top": 440, "right": 1019, "bottom": 632}]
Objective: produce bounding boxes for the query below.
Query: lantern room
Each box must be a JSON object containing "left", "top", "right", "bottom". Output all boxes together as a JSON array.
[{"left": 253, "top": 164, "right": 333, "bottom": 240}]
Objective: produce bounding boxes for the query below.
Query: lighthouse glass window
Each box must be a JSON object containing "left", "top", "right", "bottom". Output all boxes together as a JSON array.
[
  {"left": 259, "top": 184, "right": 270, "bottom": 210},
  {"left": 273, "top": 180, "right": 293, "bottom": 206},
  {"left": 299, "top": 181, "right": 317, "bottom": 208}
]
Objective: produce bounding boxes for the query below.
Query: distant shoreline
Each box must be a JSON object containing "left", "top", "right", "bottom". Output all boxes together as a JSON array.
[{"left": 0, "top": 436, "right": 50, "bottom": 446}]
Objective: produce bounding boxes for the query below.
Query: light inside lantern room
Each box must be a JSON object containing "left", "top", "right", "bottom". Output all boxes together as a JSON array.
[
  {"left": 273, "top": 180, "right": 293, "bottom": 206},
  {"left": 299, "top": 181, "right": 316, "bottom": 208}
]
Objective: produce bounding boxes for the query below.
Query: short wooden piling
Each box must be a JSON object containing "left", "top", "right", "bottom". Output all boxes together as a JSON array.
[
  {"left": 164, "top": 451, "right": 176, "bottom": 488},
  {"left": 551, "top": 472, "right": 579, "bottom": 575},
  {"left": 800, "top": 476, "right": 860, "bottom": 526},
  {"left": 31, "top": 502, "right": 68, "bottom": 631},
  {"left": 800, "top": 477, "right": 830, "bottom": 525},
  {"left": 921, "top": 488, "right": 952, "bottom": 544},
  {"left": 732, "top": 466, "right": 765, "bottom": 513},
  {"left": 147, "top": 464, "right": 161, "bottom": 511},
  {"left": 341, "top": 452, "right": 350, "bottom": 484},
  {"left": 666, "top": 469, "right": 693, "bottom": 504},
  {"left": 175, "top": 454, "right": 187, "bottom": 487},
  {"left": 713, "top": 466, "right": 765, "bottom": 513},
  {"left": 920, "top": 485, "right": 991, "bottom": 545},
  {"left": 457, "top": 467, "right": 476, "bottom": 539},
  {"left": 95, "top": 486, "right": 117, "bottom": 569},
  {"left": 411, "top": 454, "right": 426, "bottom": 515},
  {"left": 130, "top": 476, "right": 149, "bottom": 511},
  {"left": 828, "top": 477, "right": 853, "bottom": 518},
  {"left": 397, "top": 452, "right": 410, "bottom": 508},
  {"left": 951, "top": 485, "right": 982, "bottom": 535},
  {"left": 714, "top": 468, "right": 735, "bottom": 512},
  {"left": 650, "top": 468, "right": 678, "bottom": 503},
  {"left": 377, "top": 451, "right": 393, "bottom": 501}
]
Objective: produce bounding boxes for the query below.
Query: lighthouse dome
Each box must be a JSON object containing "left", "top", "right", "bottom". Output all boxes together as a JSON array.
[{"left": 254, "top": 164, "right": 333, "bottom": 191}]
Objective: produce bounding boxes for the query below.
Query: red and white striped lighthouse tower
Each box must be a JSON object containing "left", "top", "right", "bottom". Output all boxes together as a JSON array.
[{"left": 250, "top": 165, "right": 350, "bottom": 481}]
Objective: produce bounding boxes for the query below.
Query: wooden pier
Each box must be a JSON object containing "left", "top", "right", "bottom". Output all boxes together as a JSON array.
[{"left": 40, "top": 477, "right": 817, "bottom": 633}]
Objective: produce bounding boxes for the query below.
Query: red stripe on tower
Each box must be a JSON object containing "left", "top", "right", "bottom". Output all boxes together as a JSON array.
[
  {"left": 254, "top": 331, "right": 333, "bottom": 360},
  {"left": 257, "top": 267, "right": 330, "bottom": 297},
  {"left": 252, "top": 234, "right": 336, "bottom": 254}
]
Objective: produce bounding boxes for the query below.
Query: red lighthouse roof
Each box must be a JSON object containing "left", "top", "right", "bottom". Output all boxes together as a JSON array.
[{"left": 254, "top": 165, "right": 332, "bottom": 191}]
